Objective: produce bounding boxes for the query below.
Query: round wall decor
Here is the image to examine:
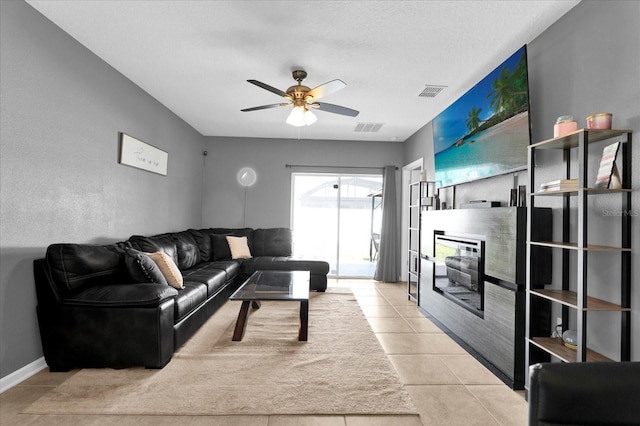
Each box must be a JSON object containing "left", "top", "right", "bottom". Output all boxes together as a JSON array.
[{"left": 237, "top": 167, "right": 257, "bottom": 187}]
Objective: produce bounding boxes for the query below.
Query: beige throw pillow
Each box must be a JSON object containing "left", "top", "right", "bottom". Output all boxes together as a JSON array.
[
  {"left": 226, "top": 236, "right": 252, "bottom": 259},
  {"left": 146, "top": 251, "right": 184, "bottom": 289}
]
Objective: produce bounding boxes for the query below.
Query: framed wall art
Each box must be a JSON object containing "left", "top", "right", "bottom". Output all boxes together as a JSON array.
[{"left": 118, "top": 132, "right": 168, "bottom": 176}]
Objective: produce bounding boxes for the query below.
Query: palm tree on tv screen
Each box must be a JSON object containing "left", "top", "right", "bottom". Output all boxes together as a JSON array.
[
  {"left": 487, "top": 53, "right": 529, "bottom": 121},
  {"left": 466, "top": 106, "right": 482, "bottom": 133},
  {"left": 487, "top": 67, "right": 513, "bottom": 119}
]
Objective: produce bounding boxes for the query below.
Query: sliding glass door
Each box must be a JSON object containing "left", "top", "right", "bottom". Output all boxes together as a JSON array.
[{"left": 291, "top": 173, "right": 383, "bottom": 278}]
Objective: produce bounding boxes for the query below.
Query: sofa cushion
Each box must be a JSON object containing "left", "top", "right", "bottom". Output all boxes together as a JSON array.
[
  {"left": 227, "top": 236, "right": 252, "bottom": 259},
  {"left": 146, "top": 251, "right": 184, "bottom": 289},
  {"left": 46, "top": 244, "right": 127, "bottom": 294},
  {"left": 181, "top": 265, "right": 229, "bottom": 296},
  {"left": 250, "top": 228, "right": 292, "bottom": 257},
  {"left": 173, "top": 282, "right": 208, "bottom": 322},
  {"left": 171, "top": 231, "right": 201, "bottom": 269},
  {"left": 128, "top": 234, "right": 179, "bottom": 265},
  {"left": 123, "top": 246, "right": 168, "bottom": 285},
  {"left": 185, "top": 261, "right": 240, "bottom": 285},
  {"left": 188, "top": 229, "right": 212, "bottom": 262}
]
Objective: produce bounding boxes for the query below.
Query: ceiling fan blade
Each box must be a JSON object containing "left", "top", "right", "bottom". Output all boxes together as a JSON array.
[
  {"left": 312, "top": 102, "right": 359, "bottom": 117},
  {"left": 241, "top": 103, "right": 289, "bottom": 112},
  {"left": 307, "top": 79, "right": 346, "bottom": 100},
  {"left": 247, "top": 80, "right": 287, "bottom": 97}
]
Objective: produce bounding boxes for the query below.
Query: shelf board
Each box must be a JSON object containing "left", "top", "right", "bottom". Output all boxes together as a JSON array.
[
  {"left": 529, "top": 128, "right": 631, "bottom": 150},
  {"left": 529, "top": 289, "right": 630, "bottom": 311},
  {"left": 533, "top": 187, "right": 631, "bottom": 196},
  {"left": 528, "top": 337, "right": 612, "bottom": 363},
  {"left": 528, "top": 241, "right": 631, "bottom": 251}
]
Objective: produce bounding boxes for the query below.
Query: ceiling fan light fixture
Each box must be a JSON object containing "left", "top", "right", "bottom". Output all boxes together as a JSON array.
[
  {"left": 286, "top": 106, "right": 305, "bottom": 127},
  {"left": 286, "top": 105, "right": 317, "bottom": 127},
  {"left": 304, "top": 108, "right": 317, "bottom": 125}
]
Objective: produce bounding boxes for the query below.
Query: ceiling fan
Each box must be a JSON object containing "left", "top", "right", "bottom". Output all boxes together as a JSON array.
[{"left": 241, "top": 70, "right": 359, "bottom": 127}]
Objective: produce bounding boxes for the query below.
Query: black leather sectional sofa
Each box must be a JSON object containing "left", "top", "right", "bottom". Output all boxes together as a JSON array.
[{"left": 33, "top": 227, "right": 329, "bottom": 371}]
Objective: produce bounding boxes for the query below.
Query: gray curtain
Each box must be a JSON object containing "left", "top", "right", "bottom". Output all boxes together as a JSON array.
[{"left": 374, "top": 165, "right": 400, "bottom": 282}]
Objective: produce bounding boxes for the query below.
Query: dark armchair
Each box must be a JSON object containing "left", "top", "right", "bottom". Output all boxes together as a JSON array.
[{"left": 528, "top": 362, "right": 640, "bottom": 425}]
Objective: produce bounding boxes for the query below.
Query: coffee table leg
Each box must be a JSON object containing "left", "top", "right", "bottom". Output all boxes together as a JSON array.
[
  {"left": 232, "top": 301, "right": 251, "bottom": 341},
  {"left": 299, "top": 300, "right": 309, "bottom": 341}
]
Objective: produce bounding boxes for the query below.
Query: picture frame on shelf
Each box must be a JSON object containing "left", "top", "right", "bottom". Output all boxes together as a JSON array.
[{"left": 594, "top": 141, "right": 621, "bottom": 189}]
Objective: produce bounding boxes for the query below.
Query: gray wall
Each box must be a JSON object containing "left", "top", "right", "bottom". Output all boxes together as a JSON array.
[
  {"left": 527, "top": 0, "right": 639, "bottom": 360},
  {"left": 202, "top": 136, "right": 403, "bottom": 228},
  {"left": 403, "top": 0, "right": 640, "bottom": 359},
  {"left": 0, "top": 1, "right": 206, "bottom": 379},
  {"left": 403, "top": 123, "right": 434, "bottom": 179}
]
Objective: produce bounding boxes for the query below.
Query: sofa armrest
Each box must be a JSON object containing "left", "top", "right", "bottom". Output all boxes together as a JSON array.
[{"left": 37, "top": 298, "right": 175, "bottom": 371}]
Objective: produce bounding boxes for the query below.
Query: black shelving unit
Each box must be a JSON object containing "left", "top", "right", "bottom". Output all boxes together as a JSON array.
[
  {"left": 407, "top": 179, "right": 423, "bottom": 301},
  {"left": 408, "top": 179, "right": 434, "bottom": 302},
  {"left": 525, "top": 129, "right": 632, "bottom": 369}
]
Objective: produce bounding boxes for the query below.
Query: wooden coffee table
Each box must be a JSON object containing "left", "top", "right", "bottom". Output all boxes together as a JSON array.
[{"left": 229, "top": 270, "right": 310, "bottom": 341}]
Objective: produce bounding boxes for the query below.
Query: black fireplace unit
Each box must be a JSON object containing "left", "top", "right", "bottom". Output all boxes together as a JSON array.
[
  {"left": 432, "top": 234, "right": 485, "bottom": 316},
  {"left": 418, "top": 207, "right": 552, "bottom": 390}
]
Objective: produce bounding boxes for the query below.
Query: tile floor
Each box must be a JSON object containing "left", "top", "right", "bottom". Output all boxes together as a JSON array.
[{"left": 0, "top": 279, "right": 528, "bottom": 425}]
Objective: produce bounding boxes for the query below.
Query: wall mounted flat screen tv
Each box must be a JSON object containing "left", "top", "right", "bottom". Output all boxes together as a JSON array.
[{"left": 433, "top": 45, "right": 531, "bottom": 188}]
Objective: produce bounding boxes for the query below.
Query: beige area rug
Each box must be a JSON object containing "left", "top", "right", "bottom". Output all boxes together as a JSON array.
[{"left": 25, "top": 290, "right": 418, "bottom": 416}]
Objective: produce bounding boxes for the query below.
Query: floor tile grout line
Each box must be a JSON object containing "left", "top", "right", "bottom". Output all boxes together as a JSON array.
[{"left": 463, "top": 384, "right": 505, "bottom": 426}]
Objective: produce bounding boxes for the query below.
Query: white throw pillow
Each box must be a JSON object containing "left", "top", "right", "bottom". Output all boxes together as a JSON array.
[
  {"left": 146, "top": 251, "right": 184, "bottom": 289},
  {"left": 226, "top": 236, "right": 252, "bottom": 259}
]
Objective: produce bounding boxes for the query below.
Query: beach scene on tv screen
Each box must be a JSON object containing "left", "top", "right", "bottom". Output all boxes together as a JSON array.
[{"left": 433, "top": 46, "right": 530, "bottom": 188}]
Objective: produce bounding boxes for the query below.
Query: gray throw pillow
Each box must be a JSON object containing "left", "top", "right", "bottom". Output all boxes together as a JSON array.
[{"left": 124, "top": 247, "right": 168, "bottom": 286}]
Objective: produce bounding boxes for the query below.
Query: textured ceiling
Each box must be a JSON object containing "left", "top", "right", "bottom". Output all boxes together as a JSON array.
[{"left": 26, "top": 0, "right": 579, "bottom": 142}]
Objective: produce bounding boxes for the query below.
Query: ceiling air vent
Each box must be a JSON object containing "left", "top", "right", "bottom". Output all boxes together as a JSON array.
[
  {"left": 418, "top": 85, "right": 446, "bottom": 98},
  {"left": 354, "top": 122, "right": 384, "bottom": 133}
]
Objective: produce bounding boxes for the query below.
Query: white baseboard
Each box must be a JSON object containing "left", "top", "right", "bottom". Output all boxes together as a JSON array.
[{"left": 0, "top": 357, "right": 47, "bottom": 393}]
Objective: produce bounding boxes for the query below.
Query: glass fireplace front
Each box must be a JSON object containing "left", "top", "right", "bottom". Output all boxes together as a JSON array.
[{"left": 433, "top": 234, "right": 485, "bottom": 316}]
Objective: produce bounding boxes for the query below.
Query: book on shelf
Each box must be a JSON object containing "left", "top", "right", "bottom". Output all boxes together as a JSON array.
[
  {"left": 594, "top": 142, "right": 621, "bottom": 189},
  {"left": 540, "top": 179, "right": 578, "bottom": 192}
]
